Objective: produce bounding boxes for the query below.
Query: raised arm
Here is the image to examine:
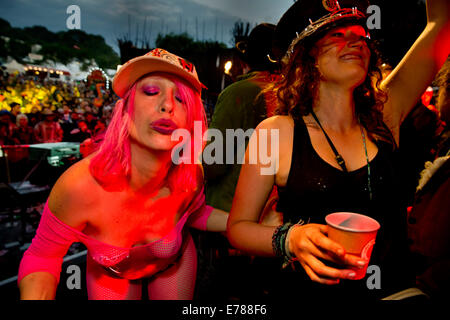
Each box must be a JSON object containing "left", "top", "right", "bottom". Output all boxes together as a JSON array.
[{"left": 382, "top": 0, "right": 450, "bottom": 143}]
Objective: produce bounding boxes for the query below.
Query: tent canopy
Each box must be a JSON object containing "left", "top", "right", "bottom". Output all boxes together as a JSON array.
[{"left": 4, "top": 59, "right": 25, "bottom": 73}]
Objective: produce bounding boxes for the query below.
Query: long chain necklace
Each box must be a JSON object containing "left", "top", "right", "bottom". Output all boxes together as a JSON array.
[
  {"left": 310, "top": 110, "right": 373, "bottom": 201},
  {"left": 359, "top": 123, "right": 373, "bottom": 201}
]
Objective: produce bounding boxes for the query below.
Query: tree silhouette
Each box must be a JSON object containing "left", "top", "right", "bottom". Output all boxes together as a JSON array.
[
  {"left": 231, "top": 21, "right": 251, "bottom": 47},
  {"left": 0, "top": 18, "right": 119, "bottom": 69}
]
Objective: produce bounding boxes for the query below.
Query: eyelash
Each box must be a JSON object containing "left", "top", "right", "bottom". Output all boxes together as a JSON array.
[
  {"left": 144, "top": 89, "right": 183, "bottom": 103},
  {"left": 144, "top": 89, "right": 159, "bottom": 96}
]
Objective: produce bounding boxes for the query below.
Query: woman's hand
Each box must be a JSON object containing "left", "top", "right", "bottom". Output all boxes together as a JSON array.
[{"left": 287, "top": 224, "right": 368, "bottom": 285}]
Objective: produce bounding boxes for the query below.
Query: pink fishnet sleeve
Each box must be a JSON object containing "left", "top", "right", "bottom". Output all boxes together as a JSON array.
[
  {"left": 186, "top": 187, "right": 213, "bottom": 231},
  {"left": 17, "top": 204, "right": 79, "bottom": 284}
]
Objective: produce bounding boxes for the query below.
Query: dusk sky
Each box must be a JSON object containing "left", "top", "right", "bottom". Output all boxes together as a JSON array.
[{"left": 0, "top": 0, "right": 296, "bottom": 52}]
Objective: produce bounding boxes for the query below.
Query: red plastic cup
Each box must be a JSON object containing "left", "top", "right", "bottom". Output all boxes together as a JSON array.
[{"left": 325, "top": 212, "right": 380, "bottom": 280}]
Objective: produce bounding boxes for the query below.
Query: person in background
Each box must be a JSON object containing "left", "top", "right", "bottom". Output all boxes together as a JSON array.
[
  {"left": 60, "top": 104, "right": 77, "bottom": 141},
  {"left": 15, "top": 113, "right": 34, "bottom": 144},
  {"left": 0, "top": 109, "right": 19, "bottom": 145},
  {"left": 203, "top": 22, "right": 281, "bottom": 214},
  {"left": 33, "top": 108, "right": 63, "bottom": 143},
  {"left": 398, "top": 87, "right": 443, "bottom": 206},
  {"left": 434, "top": 60, "right": 450, "bottom": 157},
  {"left": 93, "top": 119, "right": 106, "bottom": 137},
  {"left": 84, "top": 111, "right": 98, "bottom": 132},
  {"left": 407, "top": 57, "right": 450, "bottom": 301},
  {"left": 26, "top": 107, "right": 41, "bottom": 129},
  {"left": 196, "top": 23, "right": 283, "bottom": 299},
  {"left": 9, "top": 102, "right": 21, "bottom": 124},
  {"left": 67, "top": 119, "right": 92, "bottom": 143}
]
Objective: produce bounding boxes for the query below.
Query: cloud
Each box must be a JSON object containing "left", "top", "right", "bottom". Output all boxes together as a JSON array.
[
  {"left": 190, "top": 0, "right": 293, "bottom": 23},
  {"left": 0, "top": 0, "right": 294, "bottom": 52}
]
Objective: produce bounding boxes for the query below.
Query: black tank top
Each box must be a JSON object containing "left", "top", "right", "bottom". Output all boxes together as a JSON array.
[
  {"left": 277, "top": 117, "right": 398, "bottom": 225},
  {"left": 272, "top": 117, "right": 413, "bottom": 300}
]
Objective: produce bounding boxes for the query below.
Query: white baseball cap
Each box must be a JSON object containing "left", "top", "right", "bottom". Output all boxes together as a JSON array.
[{"left": 113, "top": 48, "right": 205, "bottom": 98}]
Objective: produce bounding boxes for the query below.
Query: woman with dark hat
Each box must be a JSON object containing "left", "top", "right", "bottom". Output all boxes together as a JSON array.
[
  {"left": 228, "top": 0, "right": 450, "bottom": 300},
  {"left": 18, "top": 49, "right": 228, "bottom": 300}
]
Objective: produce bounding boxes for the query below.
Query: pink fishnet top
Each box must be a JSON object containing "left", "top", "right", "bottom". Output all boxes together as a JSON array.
[{"left": 18, "top": 188, "right": 213, "bottom": 283}]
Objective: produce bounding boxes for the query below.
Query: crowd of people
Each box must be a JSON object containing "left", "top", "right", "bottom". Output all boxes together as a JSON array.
[
  {"left": 0, "top": 70, "right": 116, "bottom": 146},
  {"left": 0, "top": 0, "right": 449, "bottom": 302}
]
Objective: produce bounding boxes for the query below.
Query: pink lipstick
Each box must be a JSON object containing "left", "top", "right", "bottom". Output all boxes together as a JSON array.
[{"left": 150, "top": 118, "right": 178, "bottom": 135}]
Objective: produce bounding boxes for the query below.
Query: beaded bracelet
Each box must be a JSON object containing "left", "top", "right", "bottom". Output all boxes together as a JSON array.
[
  {"left": 272, "top": 223, "right": 294, "bottom": 258},
  {"left": 273, "top": 219, "right": 308, "bottom": 269},
  {"left": 271, "top": 224, "right": 284, "bottom": 257},
  {"left": 282, "top": 224, "right": 298, "bottom": 269}
]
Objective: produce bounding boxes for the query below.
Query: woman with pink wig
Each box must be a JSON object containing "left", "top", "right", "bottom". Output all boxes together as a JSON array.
[{"left": 18, "top": 48, "right": 228, "bottom": 300}]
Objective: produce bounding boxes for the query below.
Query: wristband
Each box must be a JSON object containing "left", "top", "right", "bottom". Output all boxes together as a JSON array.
[{"left": 281, "top": 218, "right": 308, "bottom": 269}]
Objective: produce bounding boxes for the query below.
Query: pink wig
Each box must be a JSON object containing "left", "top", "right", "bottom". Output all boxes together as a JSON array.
[{"left": 89, "top": 73, "right": 207, "bottom": 193}]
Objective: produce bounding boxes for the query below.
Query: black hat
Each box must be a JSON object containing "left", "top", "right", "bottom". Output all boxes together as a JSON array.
[
  {"left": 236, "top": 23, "right": 277, "bottom": 71},
  {"left": 274, "top": 0, "right": 370, "bottom": 61}
]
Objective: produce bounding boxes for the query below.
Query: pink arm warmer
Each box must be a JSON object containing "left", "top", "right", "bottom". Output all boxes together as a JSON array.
[
  {"left": 186, "top": 187, "right": 213, "bottom": 231},
  {"left": 17, "top": 204, "right": 78, "bottom": 284}
]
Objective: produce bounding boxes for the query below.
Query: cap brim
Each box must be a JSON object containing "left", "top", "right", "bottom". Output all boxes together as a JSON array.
[{"left": 113, "top": 56, "right": 204, "bottom": 98}]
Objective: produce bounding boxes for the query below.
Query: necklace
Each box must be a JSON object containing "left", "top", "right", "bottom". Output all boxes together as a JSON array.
[
  {"left": 359, "top": 122, "right": 373, "bottom": 201},
  {"left": 310, "top": 110, "right": 373, "bottom": 201}
]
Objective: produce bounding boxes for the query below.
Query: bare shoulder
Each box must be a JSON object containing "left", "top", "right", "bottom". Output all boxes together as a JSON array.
[
  {"left": 262, "top": 116, "right": 295, "bottom": 186},
  {"left": 47, "top": 157, "right": 99, "bottom": 228},
  {"left": 257, "top": 115, "right": 294, "bottom": 146},
  {"left": 257, "top": 115, "right": 293, "bottom": 130}
]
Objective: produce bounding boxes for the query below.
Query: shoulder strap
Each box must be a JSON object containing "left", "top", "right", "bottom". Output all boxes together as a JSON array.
[{"left": 310, "top": 110, "right": 348, "bottom": 172}]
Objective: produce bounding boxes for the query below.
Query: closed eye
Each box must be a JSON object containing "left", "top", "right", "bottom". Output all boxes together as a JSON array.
[
  {"left": 175, "top": 95, "right": 184, "bottom": 103},
  {"left": 143, "top": 85, "right": 160, "bottom": 96},
  {"left": 144, "top": 90, "right": 159, "bottom": 96}
]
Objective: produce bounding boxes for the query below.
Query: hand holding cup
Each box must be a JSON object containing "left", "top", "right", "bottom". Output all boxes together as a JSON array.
[
  {"left": 325, "top": 212, "right": 380, "bottom": 280},
  {"left": 287, "top": 223, "right": 371, "bottom": 284}
]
